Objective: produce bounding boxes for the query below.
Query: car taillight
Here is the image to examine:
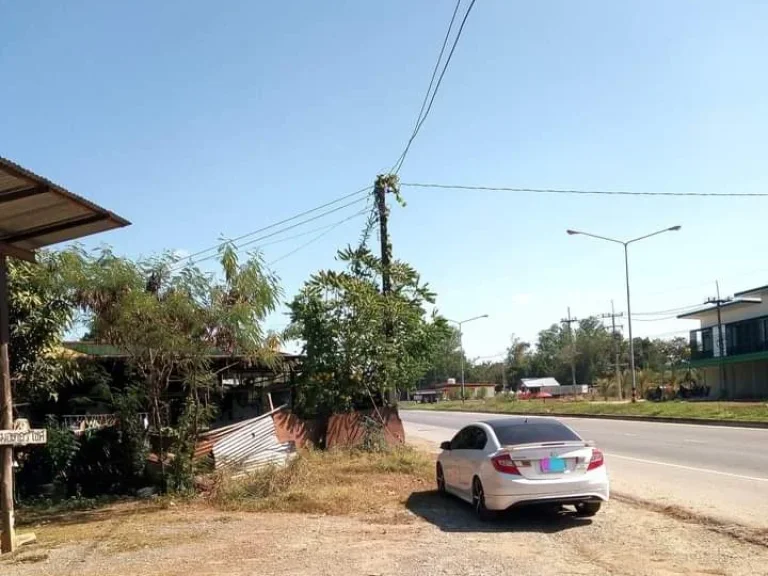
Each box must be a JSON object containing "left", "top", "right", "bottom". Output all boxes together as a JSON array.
[
  {"left": 587, "top": 449, "right": 604, "bottom": 471},
  {"left": 491, "top": 454, "right": 520, "bottom": 475}
]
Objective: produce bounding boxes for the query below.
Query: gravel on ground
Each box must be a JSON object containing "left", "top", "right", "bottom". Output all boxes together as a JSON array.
[{"left": 3, "top": 495, "right": 768, "bottom": 576}]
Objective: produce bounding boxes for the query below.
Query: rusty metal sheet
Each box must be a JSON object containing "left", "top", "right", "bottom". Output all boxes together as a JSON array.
[{"left": 208, "top": 406, "right": 295, "bottom": 473}]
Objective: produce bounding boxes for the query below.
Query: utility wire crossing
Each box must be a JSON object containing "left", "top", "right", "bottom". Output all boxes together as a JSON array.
[
  {"left": 392, "top": 0, "right": 478, "bottom": 175},
  {"left": 173, "top": 185, "right": 372, "bottom": 270},
  {"left": 268, "top": 207, "right": 370, "bottom": 266},
  {"left": 401, "top": 182, "right": 768, "bottom": 198},
  {"left": 173, "top": 193, "right": 370, "bottom": 270}
]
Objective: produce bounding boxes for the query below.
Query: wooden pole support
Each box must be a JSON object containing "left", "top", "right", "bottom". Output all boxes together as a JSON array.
[{"left": 0, "top": 254, "right": 15, "bottom": 553}]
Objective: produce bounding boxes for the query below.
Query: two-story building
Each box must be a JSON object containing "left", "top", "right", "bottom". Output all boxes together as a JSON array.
[{"left": 680, "top": 284, "right": 768, "bottom": 398}]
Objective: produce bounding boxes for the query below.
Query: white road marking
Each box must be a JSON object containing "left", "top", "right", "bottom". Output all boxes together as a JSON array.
[
  {"left": 607, "top": 453, "right": 768, "bottom": 483},
  {"left": 683, "top": 438, "right": 706, "bottom": 444},
  {"left": 624, "top": 433, "right": 638, "bottom": 437}
]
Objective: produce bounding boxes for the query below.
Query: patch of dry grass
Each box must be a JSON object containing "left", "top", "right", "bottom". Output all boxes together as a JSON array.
[{"left": 208, "top": 447, "right": 434, "bottom": 516}]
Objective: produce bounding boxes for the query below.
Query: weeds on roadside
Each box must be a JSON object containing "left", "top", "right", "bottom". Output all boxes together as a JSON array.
[{"left": 208, "top": 446, "right": 433, "bottom": 515}]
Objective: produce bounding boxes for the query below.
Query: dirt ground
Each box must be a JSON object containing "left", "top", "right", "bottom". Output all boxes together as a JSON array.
[{"left": 4, "top": 494, "right": 768, "bottom": 576}]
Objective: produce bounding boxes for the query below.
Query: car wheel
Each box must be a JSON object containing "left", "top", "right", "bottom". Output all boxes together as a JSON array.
[
  {"left": 574, "top": 502, "right": 602, "bottom": 517},
  {"left": 472, "top": 477, "right": 493, "bottom": 521},
  {"left": 436, "top": 463, "right": 446, "bottom": 495}
]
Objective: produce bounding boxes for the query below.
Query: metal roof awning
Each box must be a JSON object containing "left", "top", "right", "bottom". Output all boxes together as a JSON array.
[
  {"left": 0, "top": 156, "right": 130, "bottom": 261},
  {"left": 0, "top": 156, "right": 130, "bottom": 552}
]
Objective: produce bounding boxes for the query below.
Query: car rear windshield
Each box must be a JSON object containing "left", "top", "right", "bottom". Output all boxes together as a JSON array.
[{"left": 489, "top": 420, "right": 582, "bottom": 446}]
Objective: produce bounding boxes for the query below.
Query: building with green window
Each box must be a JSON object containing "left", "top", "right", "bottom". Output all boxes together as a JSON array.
[{"left": 681, "top": 285, "right": 768, "bottom": 398}]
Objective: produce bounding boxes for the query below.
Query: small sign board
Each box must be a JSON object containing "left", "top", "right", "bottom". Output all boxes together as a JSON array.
[{"left": 0, "top": 429, "right": 47, "bottom": 446}]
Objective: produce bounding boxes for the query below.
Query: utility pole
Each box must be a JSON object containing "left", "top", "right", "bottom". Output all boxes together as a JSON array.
[
  {"left": 375, "top": 175, "right": 391, "bottom": 302},
  {"left": 561, "top": 307, "right": 578, "bottom": 392},
  {"left": 706, "top": 281, "right": 730, "bottom": 399},
  {"left": 375, "top": 175, "right": 394, "bottom": 403},
  {"left": 598, "top": 301, "right": 624, "bottom": 400},
  {"left": 0, "top": 254, "right": 12, "bottom": 553},
  {"left": 501, "top": 361, "right": 507, "bottom": 392}
]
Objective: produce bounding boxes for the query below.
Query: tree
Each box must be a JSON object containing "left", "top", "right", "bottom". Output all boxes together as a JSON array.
[
  {"left": 288, "top": 245, "right": 450, "bottom": 417},
  {"left": 529, "top": 324, "right": 569, "bottom": 381},
  {"left": 574, "top": 317, "right": 613, "bottom": 386},
  {"left": 466, "top": 361, "right": 505, "bottom": 388},
  {"left": 74, "top": 244, "right": 281, "bottom": 490},
  {"left": 505, "top": 335, "right": 532, "bottom": 390},
  {"left": 8, "top": 250, "right": 85, "bottom": 406},
  {"left": 419, "top": 326, "right": 465, "bottom": 387}
]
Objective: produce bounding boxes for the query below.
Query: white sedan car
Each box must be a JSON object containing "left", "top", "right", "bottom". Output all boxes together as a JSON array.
[{"left": 436, "top": 417, "right": 609, "bottom": 518}]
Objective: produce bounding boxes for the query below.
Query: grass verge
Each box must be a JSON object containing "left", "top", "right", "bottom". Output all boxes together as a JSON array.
[
  {"left": 401, "top": 397, "right": 768, "bottom": 423},
  {"left": 208, "top": 447, "right": 434, "bottom": 516}
]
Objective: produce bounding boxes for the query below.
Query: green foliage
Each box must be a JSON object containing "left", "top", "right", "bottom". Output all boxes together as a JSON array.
[
  {"left": 359, "top": 415, "right": 387, "bottom": 453},
  {"left": 16, "top": 416, "right": 81, "bottom": 494},
  {"left": 476, "top": 386, "right": 488, "bottom": 400},
  {"left": 288, "top": 245, "right": 450, "bottom": 417},
  {"left": 17, "top": 405, "right": 150, "bottom": 499},
  {"left": 419, "top": 326, "right": 465, "bottom": 386},
  {"left": 113, "top": 385, "right": 151, "bottom": 481},
  {"left": 168, "top": 380, "right": 219, "bottom": 494},
  {"left": 7, "top": 250, "right": 86, "bottom": 405},
  {"left": 68, "top": 243, "right": 281, "bottom": 491}
]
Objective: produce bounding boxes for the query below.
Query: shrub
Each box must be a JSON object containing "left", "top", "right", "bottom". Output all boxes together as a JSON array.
[{"left": 16, "top": 416, "right": 80, "bottom": 498}]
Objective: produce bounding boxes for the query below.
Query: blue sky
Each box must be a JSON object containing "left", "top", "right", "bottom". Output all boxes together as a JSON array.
[{"left": 3, "top": 0, "right": 768, "bottom": 358}]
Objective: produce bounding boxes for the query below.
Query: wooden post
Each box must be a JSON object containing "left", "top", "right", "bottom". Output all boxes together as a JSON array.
[{"left": 0, "top": 254, "right": 14, "bottom": 553}]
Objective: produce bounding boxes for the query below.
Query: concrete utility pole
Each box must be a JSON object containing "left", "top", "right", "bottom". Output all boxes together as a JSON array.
[
  {"left": 706, "top": 281, "right": 731, "bottom": 399},
  {"left": 374, "top": 176, "right": 391, "bottom": 304},
  {"left": 598, "top": 301, "right": 624, "bottom": 400},
  {"left": 561, "top": 307, "right": 578, "bottom": 390},
  {"left": 374, "top": 175, "right": 393, "bottom": 402}
]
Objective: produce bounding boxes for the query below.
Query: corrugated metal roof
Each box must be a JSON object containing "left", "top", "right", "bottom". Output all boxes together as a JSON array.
[
  {"left": 0, "top": 156, "right": 130, "bottom": 255},
  {"left": 62, "top": 340, "right": 303, "bottom": 362}
]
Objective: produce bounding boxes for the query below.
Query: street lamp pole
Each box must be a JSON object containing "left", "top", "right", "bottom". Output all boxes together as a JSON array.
[
  {"left": 447, "top": 314, "right": 489, "bottom": 403},
  {"left": 567, "top": 226, "right": 681, "bottom": 402}
]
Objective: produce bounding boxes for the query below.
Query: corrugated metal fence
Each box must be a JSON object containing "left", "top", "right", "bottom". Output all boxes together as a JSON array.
[{"left": 198, "top": 406, "right": 296, "bottom": 474}]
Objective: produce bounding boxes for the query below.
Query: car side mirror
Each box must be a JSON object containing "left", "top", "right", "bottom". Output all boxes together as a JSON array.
[{"left": 440, "top": 441, "right": 452, "bottom": 451}]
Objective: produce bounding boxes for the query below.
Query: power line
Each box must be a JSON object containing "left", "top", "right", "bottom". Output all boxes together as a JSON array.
[
  {"left": 256, "top": 212, "right": 369, "bottom": 249},
  {"left": 636, "top": 328, "right": 691, "bottom": 338},
  {"left": 390, "top": 0, "right": 462, "bottom": 176},
  {"left": 178, "top": 196, "right": 369, "bottom": 269},
  {"left": 401, "top": 182, "right": 768, "bottom": 197},
  {"left": 392, "top": 0, "right": 478, "bottom": 175},
  {"left": 268, "top": 208, "right": 370, "bottom": 266},
  {"left": 632, "top": 304, "right": 704, "bottom": 316},
  {"left": 175, "top": 185, "right": 372, "bottom": 267}
]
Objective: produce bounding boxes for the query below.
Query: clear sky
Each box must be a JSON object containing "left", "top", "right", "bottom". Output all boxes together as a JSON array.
[{"left": 3, "top": 1, "right": 768, "bottom": 358}]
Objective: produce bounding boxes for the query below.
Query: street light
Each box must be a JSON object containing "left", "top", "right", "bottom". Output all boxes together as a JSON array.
[
  {"left": 446, "top": 314, "right": 489, "bottom": 402},
  {"left": 566, "top": 226, "right": 681, "bottom": 402}
]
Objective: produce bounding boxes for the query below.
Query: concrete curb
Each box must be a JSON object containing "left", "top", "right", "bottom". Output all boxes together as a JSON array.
[{"left": 401, "top": 407, "right": 768, "bottom": 429}]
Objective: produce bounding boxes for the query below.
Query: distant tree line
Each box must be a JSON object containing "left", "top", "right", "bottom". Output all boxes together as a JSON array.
[{"left": 419, "top": 320, "right": 693, "bottom": 397}]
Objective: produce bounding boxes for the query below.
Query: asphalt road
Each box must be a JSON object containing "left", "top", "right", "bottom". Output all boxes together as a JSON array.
[{"left": 402, "top": 409, "right": 768, "bottom": 529}]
